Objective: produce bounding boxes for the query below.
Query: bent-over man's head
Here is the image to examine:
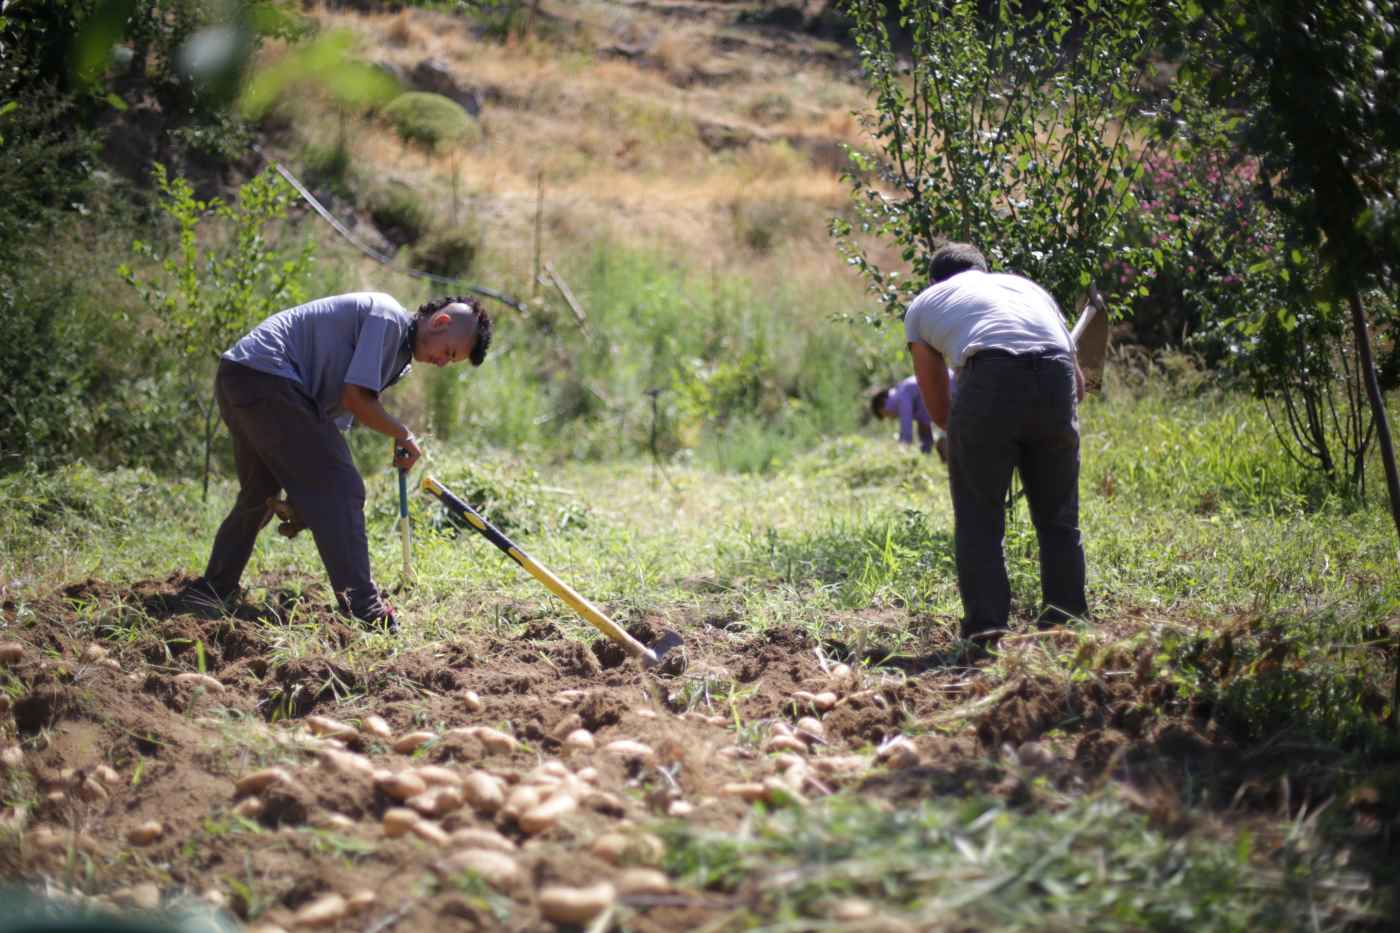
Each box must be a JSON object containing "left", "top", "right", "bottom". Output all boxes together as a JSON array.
[
  {"left": 870, "top": 387, "right": 893, "bottom": 420},
  {"left": 413, "top": 296, "right": 493, "bottom": 368},
  {"left": 928, "top": 242, "right": 988, "bottom": 284}
]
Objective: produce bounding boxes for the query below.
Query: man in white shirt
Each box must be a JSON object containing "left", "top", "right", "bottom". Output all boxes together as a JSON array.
[{"left": 904, "top": 242, "right": 1087, "bottom": 650}]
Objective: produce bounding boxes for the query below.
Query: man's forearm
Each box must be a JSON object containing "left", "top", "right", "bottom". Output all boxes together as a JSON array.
[
  {"left": 341, "top": 385, "right": 411, "bottom": 440},
  {"left": 909, "top": 342, "right": 951, "bottom": 430}
]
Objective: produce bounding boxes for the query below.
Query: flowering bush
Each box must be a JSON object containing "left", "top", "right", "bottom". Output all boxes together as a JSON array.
[{"left": 1115, "top": 140, "right": 1396, "bottom": 499}]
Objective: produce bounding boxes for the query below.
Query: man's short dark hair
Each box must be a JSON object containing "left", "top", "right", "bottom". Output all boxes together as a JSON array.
[
  {"left": 870, "top": 387, "right": 891, "bottom": 420},
  {"left": 418, "top": 295, "right": 493, "bottom": 366},
  {"left": 929, "top": 242, "right": 989, "bottom": 283}
]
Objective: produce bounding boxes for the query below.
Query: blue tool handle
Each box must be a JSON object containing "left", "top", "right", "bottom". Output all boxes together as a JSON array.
[{"left": 397, "top": 467, "right": 409, "bottom": 520}]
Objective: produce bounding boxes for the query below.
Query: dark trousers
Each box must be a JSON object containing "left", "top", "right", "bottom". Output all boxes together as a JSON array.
[
  {"left": 204, "top": 359, "right": 384, "bottom": 620},
  {"left": 947, "top": 352, "right": 1087, "bottom": 636}
]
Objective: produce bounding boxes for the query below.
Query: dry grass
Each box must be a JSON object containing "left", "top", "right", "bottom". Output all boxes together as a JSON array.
[{"left": 278, "top": 1, "right": 877, "bottom": 285}]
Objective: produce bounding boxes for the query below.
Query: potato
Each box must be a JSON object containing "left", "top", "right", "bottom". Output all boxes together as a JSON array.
[
  {"left": 347, "top": 890, "right": 376, "bottom": 913},
  {"left": 121, "top": 882, "right": 162, "bottom": 911},
  {"left": 501, "top": 784, "right": 543, "bottom": 821},
  {"left": 471, "top": 726, "right": 518, "bottom": 755},
  {"left": 462, "top": 771, "right": 506, "bottom": 813},
  {"left": 382, "top": 808, "right": 419, "bottom": 838},
  {"left": 518, "top": 792, "right": 577, "bottom": 834},
  {"left": 407, "top": 787, "right": 464, "bottom": 818},
  {"left": 127, "top": 820, "right": 163, "bottom": 846},
  {"left": 538, "top": 882, "right": 616, "bottom": 925},
  {"left": 392, "top": 731, "right": 437, "bottom": 754},
  {"left": 449, "top": 827, "right": 516, "bottom": 853},
  {"left": 811, "top": 755, "right": 868, "bottom": 777},
  {"left": 463, "top": 690, "right": 484, "bottom": 712},
  {"left": 94, "top": 764, "right": 121, "bottom": 785},
  {"left": 318, "top": 749, "right": 375, "bottom": 779},
  {"left": 812, "top": 691, "right": 838, "bottom": 711},
  {"left": 0, "top": 642, "right": 25, "bottom": 665},
  {"left": 589, "top": 832, "right": 629, "bottom": 864},
  {"left": 361, "top": 715, "right": 393, "bottom": 739},
  {"left": 320, "top": 813, "right": 356, "bottom": 831},
  {"left": 534, "top": 760, "right": 571, "bottom": 780},
  {"left": 615, "top": 867, "right": 671, "bottom": 896},
  {"left": 234, "top": 768, "right": 290, "bottom": 796},
  {"left": 377, "top": 771, "right": 428, "bottom": 801},
  {"left": 762, "top": 735, "right": 808, "bottom": 755},
  {"left": 590, "top": 831, "right": 665, "bottom": 865},
  {"left": 434, "top": 848, "right": 521, "bottom": 889},
  {"left": 410, "top": 819, "right": 450, "bottom": 846},
  {"left": 294, "top": 893, "right": 347, "bottom": 928},
  {"left": 603, "top": 739, "right": 653, "bottom": 761},
  {"left": 719, "top": 782, "right": 768, "bottom": 802},
  {"left": 1017, "top": 741, "right": 1055, "bottom": 769},
  {"left": 831, "top": 897, "right": 875, "bottom": 921},
  {"left": 0, "top": 746, "right": 22, "bottom": 768},
  {"left": 877, "top": 736, "right": 920, "bottom": 770},
  {"left": 81, "top": 644, "right": 109, "bottom": 662},
  {"left": 78, "top": 776, "right": 109, "bottom": 802},
  {"left": 174, "top": 672, "right": 223, "bottom": 692},
  {"left": 829, "top": 662, "right": 853, "bottom": 681},
  {"left": 305, "top": 716, "right": 357, "bottom": 739},
  {"left": 796, "top": 717, "right": 824, "bottom": 736},
  {"left": 412, "top": 765, "right": 463, "bottom": 788},
  {"left": 233, "top": 797, "right": 265, "bottom": 818}
]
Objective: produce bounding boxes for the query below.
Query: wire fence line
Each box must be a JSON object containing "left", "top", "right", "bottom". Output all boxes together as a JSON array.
[{"left": 252, "top": 144, "right": 527, "bottom": 313}]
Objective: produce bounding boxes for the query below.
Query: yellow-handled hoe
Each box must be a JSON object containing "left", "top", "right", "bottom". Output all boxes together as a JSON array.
[{"left": 420, "top": 475, "right": 683, "bottom": 670}]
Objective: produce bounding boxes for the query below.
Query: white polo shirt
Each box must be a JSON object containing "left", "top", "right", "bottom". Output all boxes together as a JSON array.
[{"left": 903, "top": 270, "right": 1074, "bottom": 369}]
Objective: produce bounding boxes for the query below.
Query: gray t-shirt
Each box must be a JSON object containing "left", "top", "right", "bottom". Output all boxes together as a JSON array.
[
  {"left": 224, "top": 292, "right": 413, "bottom": 428},
  {"left": 904, "top": 270, "right": 1073, "bottom": 369}
]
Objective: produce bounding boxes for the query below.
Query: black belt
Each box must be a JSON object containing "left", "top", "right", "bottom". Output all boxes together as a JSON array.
[{"left": 965, "top": 348, "right": 1067, "bottom": 369}]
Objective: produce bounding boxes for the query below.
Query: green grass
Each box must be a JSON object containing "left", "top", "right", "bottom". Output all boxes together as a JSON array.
[
  {"left": 2, "top": 360, "right": 1397, "bottom": 926},
  {"left": 659, "top": 790, "right": 1377, "bottom": 931}
]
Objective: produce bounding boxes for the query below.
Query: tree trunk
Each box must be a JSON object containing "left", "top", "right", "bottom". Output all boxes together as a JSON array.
[{"left": 1347, "top": 291, "right": 1400, "bottom": 544}]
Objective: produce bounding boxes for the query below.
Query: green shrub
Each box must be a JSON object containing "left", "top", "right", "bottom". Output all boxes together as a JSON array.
[
  {"left": 411, "top": 228, "right": 478, "bottom": 277},
  {"left": 382, "top": 92, "right": 480, "bottom": 150},
  {"left": 368, "top": 184, "right": 430, "bottom": 246},
  {"left": 301, "top": 140, "right": 351, "bottom": 192}
]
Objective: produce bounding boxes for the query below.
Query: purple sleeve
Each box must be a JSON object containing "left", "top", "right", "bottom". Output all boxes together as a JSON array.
[{"left": 896, "top": 392, "right": 915, "bottom": 445}]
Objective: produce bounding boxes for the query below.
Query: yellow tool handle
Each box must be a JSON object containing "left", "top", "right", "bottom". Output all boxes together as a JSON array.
[{"left": 422, "top": 475, "right": 659, "bottom": 664}]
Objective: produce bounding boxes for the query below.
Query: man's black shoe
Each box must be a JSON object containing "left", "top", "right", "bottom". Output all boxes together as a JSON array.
[{"left": 956, "top": 625, "right": 1005, "bottom": 663}]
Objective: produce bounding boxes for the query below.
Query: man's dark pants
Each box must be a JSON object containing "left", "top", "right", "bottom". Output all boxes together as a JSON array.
[
  {"left": 947, "top": 352, "right": 1087, "bottom": 637},
  {"left": 204, "top": 359, "right": 385, "bottom": 620}
]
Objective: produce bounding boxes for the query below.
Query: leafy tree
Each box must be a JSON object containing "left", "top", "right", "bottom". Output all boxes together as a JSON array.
[
  {"left": 832, "top": 0, "right": 1184, "bottom": 321},
  {"left": 119, "top": 164, "right": 315, "bottom": 499},
  {"left": 1171, "top": 0, "right": 1400, "bottom": 536},
  {"left": 1123, "top": 127, "right": 1393, "bottom": 500}
]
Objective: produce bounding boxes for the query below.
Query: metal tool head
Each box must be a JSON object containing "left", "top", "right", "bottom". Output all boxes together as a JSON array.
[{"left": 640, "top": 628, "right": 687, "bottom": 673}]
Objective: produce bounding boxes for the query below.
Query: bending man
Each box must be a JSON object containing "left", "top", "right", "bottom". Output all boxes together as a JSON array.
[
  {"left": 904, "top": 243, "right": 1086, "bottom": 649},
  {"left": 187, "top": 292, "right": 492, "bottom": 628}
]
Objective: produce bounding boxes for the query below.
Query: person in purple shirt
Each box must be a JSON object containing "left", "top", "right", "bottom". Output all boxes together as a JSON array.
[
  {"left": 180, "top": 292, "right": 492, "bottom": 630},
  {"left": 871, "top": 374, "right": 954, "bottom": 460}
]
